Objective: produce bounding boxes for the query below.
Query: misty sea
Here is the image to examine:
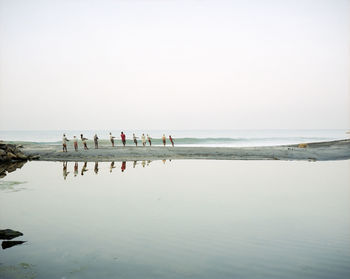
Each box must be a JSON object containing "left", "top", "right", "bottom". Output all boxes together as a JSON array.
[{"left": 0, "top": 129, "right": 348, "bottom": 147}]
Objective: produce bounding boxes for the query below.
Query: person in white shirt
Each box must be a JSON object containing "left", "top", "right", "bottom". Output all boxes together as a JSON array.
[
  {"left": 141, "top": 134, "right": 146, "bottom": 146},
  {"left": 62, "top": 134, "right": 69, "bottom": 152},
  {"left": 80, "top": 134, "right": 88, "bottom": 150},
  {"left": 110, "top": 132, "right": 116, "bottom": 147}
]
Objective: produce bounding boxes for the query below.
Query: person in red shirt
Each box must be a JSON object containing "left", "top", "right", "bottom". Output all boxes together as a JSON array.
[
  {"left": 169, "top": 135, "right": 174, "bottom": 147},
  {"left": 162, "top": 134, "right": 166, "bottom": 146},
  {"left": 121, "top": 132, "right": 126, "bottom": 146}
]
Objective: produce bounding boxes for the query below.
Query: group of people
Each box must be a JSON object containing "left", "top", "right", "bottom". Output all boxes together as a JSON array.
[{"left": 62, "top": 132, "right": 175, "bottom": 152}]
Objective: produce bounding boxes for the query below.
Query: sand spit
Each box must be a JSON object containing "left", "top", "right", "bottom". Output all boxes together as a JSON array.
[{"left": 8, "top": 139, "right": 349, "bottom": 162}]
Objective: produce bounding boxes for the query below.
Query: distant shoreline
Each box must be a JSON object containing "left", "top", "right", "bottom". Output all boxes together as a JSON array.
[{"left": 8, "top": 139, "right": 350, "bottom": 162}]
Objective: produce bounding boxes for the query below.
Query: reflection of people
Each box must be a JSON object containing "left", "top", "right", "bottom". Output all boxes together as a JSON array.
[
  {"left": 147, "top": 134, "right": 152, "bottom": 146},
  {"left": 141, "top": 134, "right": 146, "bottom": 146},
  {"left": 62, "top": 134, "right": 69, "bottom": 152},
  {"left": 81, "top": 134, "right": 89, "bottom": 150},
  {"left": 162, "top": 134, "right": 166, "bottom": 146},
  {"left": 121, "top": 132, "right": 126, "bottom": 146},
  {"left": 94, "top": 134, "right": 99, "bottom": 149},
  {"left": 169, "top": 135, "right": 174, "bottom": 147},
  {"left": 73, "top": 136, "right": 78, "bottom": 151},
  {"left": 110, "top": 132, "right": 116, "bottom": 147},
  {"left": 110, "top": 161, "right": 116, "bottom": 173},
  {"left": 142, "top": 161, "right": 146, "bottom": 168},
  {"left": 63, "top": 161, "right": 69, "bottom": 179},
  {"left": 74, "top": 162, "right": 78, "bottom": 177},
  {"left": 133, "top": 133, "right": 138, "bottom": 146},
  {"left": 94, "top": 162, "right": 99, "bottom": 174},
  {"left": 133, "top": 161, "right": 137, "bottom": 168},
  {"left": 81, "top": 162, "right": 88, "bottom": 175},
  {"left": 121, "top": 161, "right": 126, "bottom": 172},
  {"left": 147, "top": 160, "right": 151, "bottom": 166}
]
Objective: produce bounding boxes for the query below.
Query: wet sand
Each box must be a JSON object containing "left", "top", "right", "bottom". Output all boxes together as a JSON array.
[{"left": 10, "top": 139, "right": 350, "bottom": 162}]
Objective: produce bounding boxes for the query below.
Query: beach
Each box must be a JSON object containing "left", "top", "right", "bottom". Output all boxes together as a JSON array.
[{"left": 12, "top": 139, "right": 350, "bottom": 162}]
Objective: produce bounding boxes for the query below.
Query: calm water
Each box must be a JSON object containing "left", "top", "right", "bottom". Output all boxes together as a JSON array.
[{"left": 0, "top": 160, "right": 350, "bottom": 279}]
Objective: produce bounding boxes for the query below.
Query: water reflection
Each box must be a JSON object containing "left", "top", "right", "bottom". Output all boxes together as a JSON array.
[
  {"left": 81, "top": 162, "right": 88, "bottom": 176},
  {"left": 121, "top": 161, "right": 126, "bottom": 172},
  {"left": 74, "top": 162, "right": 78, "bottom": 177},
  {"left": 110, "top": 161, "right": 115, "bottom": 173},
  {"left": 62, "top": 162, "right": 69, "bottom": 180},
  {"left": 0, "top": 229, "right": 26, "bottom": 250},
  {"left": 60, "top": 160, "right": 171, "bottom": 179},
  {"left": 0, "top": 161, "right": 27, "bottom": 179},
  {"left": 94, "top": 162, "right": 99, "bottom": 174}
]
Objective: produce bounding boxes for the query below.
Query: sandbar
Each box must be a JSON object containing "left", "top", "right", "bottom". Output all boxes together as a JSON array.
[{"left": 8, "top": 139, "right": 350, "bottom": 162}]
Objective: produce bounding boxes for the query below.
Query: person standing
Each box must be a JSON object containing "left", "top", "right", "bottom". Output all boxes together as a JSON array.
[
  {"left": 81, "top": 134, "right": 89, "bottom": 150},
  {"left": 62, "top": 134, "right": 69, "bottom": 152},
  {"left": 147, "top": 134, "right": 152, "bottom": 146},
  {"left": 109, "top": 132, "right": 116, "bottom": 147},
  {"left": 162, "top": 134, "right": 166, "bottom": 146},
  {"left": 169, "top": 135, "right": 174, "bottom": 147},
  {"left": 73, "top": 136, "right": 78, "bottom": 151},
  {"left": 121, "top": 132, "right": 126, "bottom": 147},
  {"left": 94, "top": 134, "right": 99, "bottom": 149},
  {"left": 133, "top": 133, "right": 138, "bottom": 146},
  {"left": 141, "top": 134, "right": 146, "bottom": 147}
]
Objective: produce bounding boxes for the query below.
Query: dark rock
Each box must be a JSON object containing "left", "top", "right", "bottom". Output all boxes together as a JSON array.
[
  {"left": 2, "top": 240, "right": 26, "bottom": 249},
  {"left": 0, "top": 144, "right": 29, "bottom": 162},
  {"left": 0, "top": 229, "right": 23, "bottom": 240},
  {"left": 29, "top": 155, "right": 40, "bottom": 160}
]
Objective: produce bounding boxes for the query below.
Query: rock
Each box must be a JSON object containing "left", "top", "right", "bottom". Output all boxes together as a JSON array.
[
  {"left": 6, "top": 152, "right": 17, "bottom": 160},
  {"left": 29, "top": 155, "right": 40, "bottom": 160},
  {"left": 0, "top": 229, "right": 23, "bottom": 240},
  {"left": 0, "top": 143, "right": 30, "bottom": 162},
  {"left": 16, "top": 153, "right": 28, "bottom": 160},
  {"left": 2, "top": 240, "right": 26, "bottom": 249}
]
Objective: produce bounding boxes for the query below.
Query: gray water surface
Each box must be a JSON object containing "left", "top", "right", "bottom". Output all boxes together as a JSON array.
[{"left": 0, "top": 160, "right": 349, "bottom": 279}]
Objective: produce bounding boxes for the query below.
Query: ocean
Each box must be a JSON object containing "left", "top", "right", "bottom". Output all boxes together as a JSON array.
[{"left": 0, "top": 129, "right": 348, "bottom": 147}]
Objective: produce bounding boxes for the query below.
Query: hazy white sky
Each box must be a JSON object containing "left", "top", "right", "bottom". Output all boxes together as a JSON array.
[{"left": 0, "top": 0, "right": 349, "bottom": 130}]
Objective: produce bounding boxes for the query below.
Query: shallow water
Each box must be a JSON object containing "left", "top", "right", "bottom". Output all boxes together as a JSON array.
[{"left": 0, "top": 160, "right": 349, "bottom": 279}]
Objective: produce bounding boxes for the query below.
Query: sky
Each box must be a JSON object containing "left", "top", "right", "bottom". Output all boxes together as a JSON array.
[{"left": 0, "top": 0, "right": 349, "bottom": 130}]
